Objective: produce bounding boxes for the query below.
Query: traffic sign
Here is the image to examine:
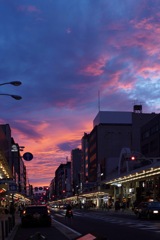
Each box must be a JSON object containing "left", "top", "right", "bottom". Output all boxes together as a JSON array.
[
  {"left": 0, "top": 178, "right": 14, "bottom": 184},
  {"left": 23, "top": 152, "right": 33, "bottom": 161},
  {"left": 9, "top": 183, "right": 17, "bottom": 192}
]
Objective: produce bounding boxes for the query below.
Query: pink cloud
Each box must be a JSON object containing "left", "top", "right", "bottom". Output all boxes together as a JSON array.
[
  {"left": 28, "top": 5, "right": 41, "bottom": 13},
  {"left": 12, "top": 116, "right": 93, "bottom": 187},
  {"left": 102, "top": 70, "right": 134, "bottom": 93},
  {"left": 17, "top": 5, "right": 41, "bottom": 13},
  {"left": 79, "top": 56, "right": 108, "bottom": 76}
]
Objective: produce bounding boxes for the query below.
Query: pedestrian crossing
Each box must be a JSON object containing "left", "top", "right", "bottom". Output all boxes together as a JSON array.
[{"left": 54, "top": 210, "right": 160, "bottom": 234}]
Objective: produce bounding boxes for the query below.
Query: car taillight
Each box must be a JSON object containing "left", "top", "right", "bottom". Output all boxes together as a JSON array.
[{"left": 23, "top": 210, "right": 26, "bottom": 215}]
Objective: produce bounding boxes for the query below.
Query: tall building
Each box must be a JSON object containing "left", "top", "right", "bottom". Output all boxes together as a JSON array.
[
  {"left": 71, "top": 148, "right": 82, "bottom": 195},
  {"left": 88, "top": 106, "right": 157, "bottom": 188},
  {"left": 81, "top": 133, "right": 89, "bottom": 189},
  {"left": 11, "top": 139, "right": 27, "bottom": 195},
  {"left": 0, "top": 124, "right": 12, "bottom": 198},
  {"left": 50, "top": 106, "right": 160, "bottom": 206},
  {"left": 0, "top": 123, "right": 29, "bottom": 206},
  {"left": 55, "top": 161, "right": 72, "bottom": 199},
  {"left": 141, "top": 114, "right": 160, "bottom": 157},
  {"left": 49, "top": 178, "right": 56, "bottom": 201}
]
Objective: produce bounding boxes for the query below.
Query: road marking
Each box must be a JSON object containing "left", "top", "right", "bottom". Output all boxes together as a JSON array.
[
  {"left": 53, "top": 218, "right": 82, "bottom": 239},
  {"left": 55, "top": 213, "right": 64, "bottom": 217},
  {"left": 53, "top": 211, "right": 160, "bottom": 234},
  {"left": 77, "top": 233, "right": 96, "bottom": 239}
]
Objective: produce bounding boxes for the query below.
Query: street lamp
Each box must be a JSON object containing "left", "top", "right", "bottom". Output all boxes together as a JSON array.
[
  {"left": 0, "top": 80, "right": 22, "bottom": 100},
  {"left": 0, "top": 93, "right": 22, "bottom": 100},
  {"left": 0, "top": 81, "right": 22, "bottom": 87}
]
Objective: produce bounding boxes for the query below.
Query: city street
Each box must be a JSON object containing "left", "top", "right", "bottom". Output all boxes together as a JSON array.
[
  {"left": 1, "top": 2, "right": 160, "bottom": 240},
  {"left": 13, "top": 208, "right": 160, "bottom": 240}
]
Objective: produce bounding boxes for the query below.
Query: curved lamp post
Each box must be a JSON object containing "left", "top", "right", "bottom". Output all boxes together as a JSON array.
[
  {"left": 0, "top": 81, "right": 22, "bottom": 87},
  {"left": 0, "top": 93, "right": 22, "bottom": 100},
  {"left": 0, "top": 81, "right": 22, "bottom": 100}
]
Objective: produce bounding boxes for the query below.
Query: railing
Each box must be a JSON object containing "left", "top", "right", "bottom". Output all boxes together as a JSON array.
[{"left": 0, "top": 214, "right": 15, "bottom": 240}]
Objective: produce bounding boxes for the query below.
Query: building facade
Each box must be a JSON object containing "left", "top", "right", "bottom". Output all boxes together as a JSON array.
[
  {"left": 141, "top": 113, "right": 160, "bottom": 157},
  {"left": 71, "top": 148, "right": 82, "bottom": 195},
  {"left": 0, "top": 124, "right": 30, "bottom": 207},
  {"left": 88, "top": 109, "right": 157, "bottom": 188},
  {"left": 81, "top": 133, "right": 89, "bottom": 192},
  {"left": 55, "top": 161, "right": 72, "bottom": 199}
]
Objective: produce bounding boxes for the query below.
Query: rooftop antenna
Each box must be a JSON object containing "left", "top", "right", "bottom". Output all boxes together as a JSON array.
[{"left": 98, "top": 90, "right": 100, "bottom": 111}]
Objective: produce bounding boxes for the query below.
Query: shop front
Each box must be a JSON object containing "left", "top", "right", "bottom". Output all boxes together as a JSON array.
[{"left": 105, "top": 159, "right": 160, "bottom": 207}]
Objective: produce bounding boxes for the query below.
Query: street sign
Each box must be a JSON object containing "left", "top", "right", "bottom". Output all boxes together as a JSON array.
[
  {"left": 9, "top": 183, "right": 17, "bottom": 192},
  {"left": 0, "top": 178, "right": 14, "bottom": 184},
  {"left": 23, "top": 152, "right": 33, "bottom": 161}
]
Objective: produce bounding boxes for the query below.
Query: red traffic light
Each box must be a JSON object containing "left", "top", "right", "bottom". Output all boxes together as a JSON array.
[{"left": 131, "top": 156, "right": 136, "bottom": 161}]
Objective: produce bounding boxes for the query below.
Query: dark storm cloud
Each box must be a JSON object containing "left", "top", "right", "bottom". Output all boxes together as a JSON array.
[
  {"left": 10, "top": 120, "right": 43, "bottom": 139},
  {"left": 57, "top": 140, "right": 81, "bottom": 152}
]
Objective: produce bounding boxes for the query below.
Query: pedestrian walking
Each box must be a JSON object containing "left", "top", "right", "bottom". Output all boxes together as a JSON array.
[{"left": 9, "top": 202, "right": 16, "bottom": 215}]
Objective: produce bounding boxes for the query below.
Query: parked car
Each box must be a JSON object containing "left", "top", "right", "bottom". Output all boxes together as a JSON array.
[
  {"left": 134, "top": 201, "right": 160, "bottom": 220},
  {"left": 21, "top": 205, "right": 52, "bottom": 227}
]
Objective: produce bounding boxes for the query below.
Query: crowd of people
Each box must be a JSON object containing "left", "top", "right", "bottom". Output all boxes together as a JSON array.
[{"left": 100, "top": 198, "right": 131, "bottom": 212}]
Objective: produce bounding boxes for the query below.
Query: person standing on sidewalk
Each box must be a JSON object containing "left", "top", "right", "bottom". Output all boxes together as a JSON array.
[
  {"left": 9, "top": 202, "right": 16, "bottom": 226},
  {"left": 121, "top": 201, "right": 126, "bottom": 212},
  {"left": 4, "top": 205, "right": 9, "bottom": 214},
  {"left": 114, "top": 199, "right": 120, "bottom": 211}
]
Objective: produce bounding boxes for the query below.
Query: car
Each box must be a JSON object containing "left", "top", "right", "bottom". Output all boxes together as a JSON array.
[
  {"left": 21, "top": 205, "right": 52, "bottom": 227},
  {"left": 59, "top": 204, "right": 67, "bottom": 209},
  {"left": 135, "top": 201, "right": 160, "bottom": 220}
]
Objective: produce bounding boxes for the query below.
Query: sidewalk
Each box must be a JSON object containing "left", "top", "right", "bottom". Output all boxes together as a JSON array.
[
  {"left": 0, "top": 212, "right": 20, "bottom": 240},
  {"left": 8, "top": 214, "right": 21, "bottom": 240}
]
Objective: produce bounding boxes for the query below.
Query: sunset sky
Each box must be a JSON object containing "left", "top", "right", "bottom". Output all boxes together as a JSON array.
[{"left": 0, "top": 0, "right": 160, "bottom": 187}]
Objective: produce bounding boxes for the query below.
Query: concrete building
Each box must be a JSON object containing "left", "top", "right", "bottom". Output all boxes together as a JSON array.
[
  {"left": 141, "top": 113, "right": 160, "bottom": 157},
  {"left": 0, "top": 124, "right": 30, "bottom": 206},
  {"left": 55, "top": 161, "right": 72, "bottom": 199},
  {"left": 71, "top": 148, "right": 82, "bottom": 195},
  {"left": 1, "top": 124, "right": 12, "bottom": 171},
  {"left": 0, "top": 125, "right": 13, "bottom": 200},
  {"left": 49, "top": 178, "right": 56, "bottom": 201},
  {"left": 50, "top": 106, "right": 160, "bottom": 208},
  {"left": 81, "top": 133, "right": 89, "bottom": 192},
  {"left": 11, "top": 139, "right": 27, "bottom": 195},
  {"left": 88, "top": 107, "right": 157, "bottom": 187}
]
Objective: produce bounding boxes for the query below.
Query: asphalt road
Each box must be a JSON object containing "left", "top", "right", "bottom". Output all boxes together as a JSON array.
[
  {"left": 53, "top": 208, "right": 160, "bottom": 240},
  {"left": 13, "top": 224, "right": 68, "bottom": 240},
  {"left": 12, "top": 209, "right": 160, "bottom": 240}
]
